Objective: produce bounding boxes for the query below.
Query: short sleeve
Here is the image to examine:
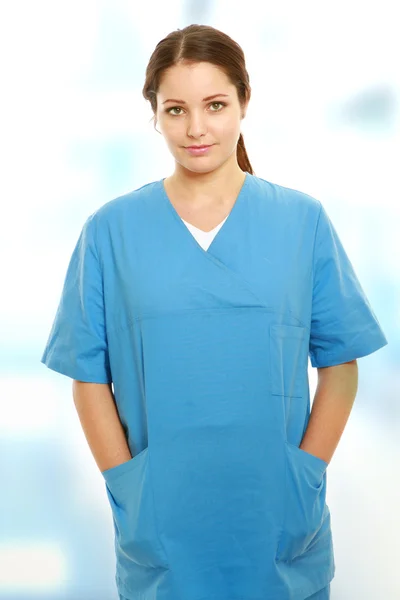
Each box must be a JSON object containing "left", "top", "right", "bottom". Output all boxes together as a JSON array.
[
  {"left": 40, "top": 213, "right": 112, "bottom": 383},
  {"left": 309, "top": 203, "right": 388, "bottom": 368}
]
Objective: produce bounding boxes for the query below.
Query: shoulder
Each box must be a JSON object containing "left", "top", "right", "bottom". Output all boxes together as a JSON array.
[
  {"left": 252, "top": 174, "right": 321, "bottom": 212},
  {"left": 95, "top": 181, "right": 159, "bottom": 220},
  {"left": 94, "top": 179, "right": 160, "bottom": 221},
  {"left": 250, "top": 174, "right": 323, "bottom": 230}
]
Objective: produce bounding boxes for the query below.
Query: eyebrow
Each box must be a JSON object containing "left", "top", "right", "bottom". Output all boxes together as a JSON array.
[{"left": 162, "top": 93, "right": 229, "bottom": 105}]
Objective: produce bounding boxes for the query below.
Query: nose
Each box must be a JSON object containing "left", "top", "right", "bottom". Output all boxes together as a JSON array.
[{"left": 187, "top": 111, "right": 208, "bottom": 140}]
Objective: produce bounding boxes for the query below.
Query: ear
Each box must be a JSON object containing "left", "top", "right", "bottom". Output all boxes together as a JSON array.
[{"left": 241, "top": 99, "right": 250, "bottom": 119}]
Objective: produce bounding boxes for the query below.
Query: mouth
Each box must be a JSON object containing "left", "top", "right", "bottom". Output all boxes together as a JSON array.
[
  {"left": 184, "top": 144, "right": 215, "bottom": 155},
  {"left": 185, "top": 144, "right": 213, "bottom": 149}
]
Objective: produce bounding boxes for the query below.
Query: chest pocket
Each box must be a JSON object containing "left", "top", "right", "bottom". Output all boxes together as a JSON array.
[{"left": 269, "top": 324, "right": 309, "bottom": 398}]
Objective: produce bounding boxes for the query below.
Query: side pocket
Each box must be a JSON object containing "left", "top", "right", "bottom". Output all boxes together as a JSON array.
[
  {"left": 270, "top": 324, "right": 308, "bottom": 397},
  {"left": 102, "top": 447, "right": 169, "bottom": 569},
  {"left": 276, "top": 442, "right": 329, "bottom": 562}
]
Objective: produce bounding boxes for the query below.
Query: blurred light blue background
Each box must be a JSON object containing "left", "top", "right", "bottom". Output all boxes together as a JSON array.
[{"left": 1, "top": 1, "right": 399, "bottom": 599}]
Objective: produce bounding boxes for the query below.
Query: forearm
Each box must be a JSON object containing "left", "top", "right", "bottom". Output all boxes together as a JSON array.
[
  {"left": 72, "top": 381, "right": 132, "bottom": 473},
  {"left": 300, "top": 360, "right": 359, "bottom": 465}
]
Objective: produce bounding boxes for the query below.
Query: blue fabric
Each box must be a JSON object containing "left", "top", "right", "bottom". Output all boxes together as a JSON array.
[
  {"left": 41, "top": 173, "right": 387, "bottom": 600},
  {"left": 306, "top": 583, "right": 331, "bottom": 599},
  {"left": 120, "top": 586, "right": 330, "bottom": 600}
]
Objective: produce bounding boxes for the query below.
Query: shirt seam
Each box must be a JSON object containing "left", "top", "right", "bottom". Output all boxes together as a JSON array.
[
  {"left": 89, "top": 211, "right": 113, "bottom": 352},
  {"left": 311, "top": 200, "right": 323, "bottom": 286}
]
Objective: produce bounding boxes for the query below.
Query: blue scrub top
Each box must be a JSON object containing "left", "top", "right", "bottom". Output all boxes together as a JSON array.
[{"left": 41, "top": 172, "right": 388, "bottom": 600}]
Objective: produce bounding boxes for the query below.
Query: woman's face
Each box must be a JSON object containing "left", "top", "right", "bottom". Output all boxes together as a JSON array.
[{"left": 156, "top": 61, "right": 247, "bottom": 174}]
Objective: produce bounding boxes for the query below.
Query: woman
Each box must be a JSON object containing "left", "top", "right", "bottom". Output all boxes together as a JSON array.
[{"left": 41, "top": 24, "right": 388, "bottom": 600}]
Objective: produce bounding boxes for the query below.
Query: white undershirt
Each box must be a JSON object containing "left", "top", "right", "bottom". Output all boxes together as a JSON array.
[{"left": 181, "top": 216, "right": 228, "bottom": 251}]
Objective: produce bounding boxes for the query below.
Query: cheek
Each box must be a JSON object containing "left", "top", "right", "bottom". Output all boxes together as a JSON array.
[
  {"left": 218, "top": 124, "right": 241, "bottom": 143},
  {"left": 215, "top": 114, "right": 240, "bottom": 135},
  {"left": 163, "top": 120, "right": 183, "bottom": 141}
]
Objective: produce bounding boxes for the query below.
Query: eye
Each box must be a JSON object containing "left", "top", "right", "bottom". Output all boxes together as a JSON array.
[
  {"left": 166, "top": 101, "right": 226, "bottom": 116},
  {"left": 167, "top": 106, "right": 183, "bottom": 116},
  {"left": 209, "top": 101, "right": 226, "bottom": 111}
]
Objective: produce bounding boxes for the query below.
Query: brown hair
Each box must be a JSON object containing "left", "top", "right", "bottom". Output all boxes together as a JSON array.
[{"left": 142, "top": 24, "right": 254, "bottom": 175}]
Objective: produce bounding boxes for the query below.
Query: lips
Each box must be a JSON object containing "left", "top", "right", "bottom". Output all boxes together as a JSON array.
[{"left": 186, "top": 145, "right": 212, "bottom": 149}]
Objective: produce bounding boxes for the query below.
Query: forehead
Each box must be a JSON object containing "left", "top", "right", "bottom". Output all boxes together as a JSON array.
[{"left": 158, "top": 62, "right": 232, "bottom": 99}]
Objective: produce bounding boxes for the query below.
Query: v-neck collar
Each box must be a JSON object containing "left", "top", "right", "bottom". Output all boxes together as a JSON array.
[
  {"left": 182, "top": 215, "right": 228, "bottom": 235},
  {"left": 158, "top": 172, "right": 251, "bottom": 256}
]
